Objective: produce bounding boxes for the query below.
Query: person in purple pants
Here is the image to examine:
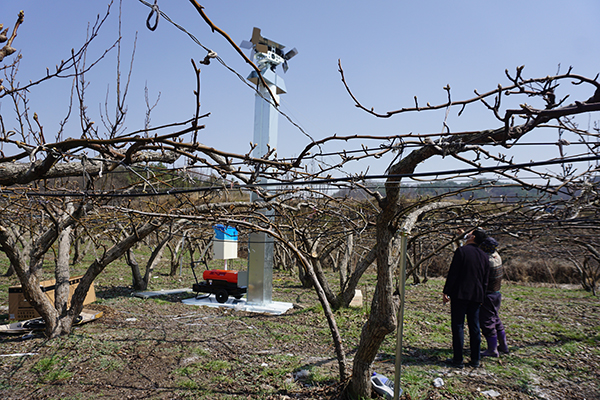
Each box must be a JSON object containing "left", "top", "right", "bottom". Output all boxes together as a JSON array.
[{"left": 479, "top": 236, "right": 509, "bottom": 357}]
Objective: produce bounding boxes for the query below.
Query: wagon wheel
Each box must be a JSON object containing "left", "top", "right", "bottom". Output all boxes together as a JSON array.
[{"left": 215, "top": 289, "right": 229, "bottom": 304}]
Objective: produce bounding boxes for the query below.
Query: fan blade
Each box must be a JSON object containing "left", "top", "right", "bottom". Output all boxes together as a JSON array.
[
  {"left": 255, "top": 43, "right": 268, "bottom": 53},
  {"left": 240, "top": 40, "right": 253, "bottom": 49},
  {"left": 284, "top": 47, "right": 298, "bottom": 60},
  {"left": 251, "top": 27, "right": 262, "bottom": 45}
]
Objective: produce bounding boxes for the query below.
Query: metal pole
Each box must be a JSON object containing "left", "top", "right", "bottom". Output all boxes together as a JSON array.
[
  {"left": 179, "top": 233, "right": 186, "bottom": 278},
  {"left": 247, "top": 79, "right": 279, "bottom": 305},
  {"left": 394, "top": 232, "right": 408, "bottom": 400}
]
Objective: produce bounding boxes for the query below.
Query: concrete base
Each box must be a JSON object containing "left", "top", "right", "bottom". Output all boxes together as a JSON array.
[{"left": 181, "top": 295, "right": 293, "bottom": 315}]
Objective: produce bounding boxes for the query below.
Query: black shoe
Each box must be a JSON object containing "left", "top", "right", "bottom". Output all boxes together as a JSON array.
[
  {"left": 444, "top": 358, "right": 464, "bottom": 369},
  {"left": 469, "top": 360, "right": 480, "bottom": 368}
]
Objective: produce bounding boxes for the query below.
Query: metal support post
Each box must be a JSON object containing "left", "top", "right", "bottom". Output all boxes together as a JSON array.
[
  {"left": 394, "top": 232, "right": 408, "bottom": 400},
  {"left": 246, "top": 81, "right": 280, "bottom": 305}
]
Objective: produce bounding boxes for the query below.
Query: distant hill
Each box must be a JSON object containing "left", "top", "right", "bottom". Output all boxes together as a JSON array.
[{"left": 334, "top": 179, "right": 551, "bottom": 202}]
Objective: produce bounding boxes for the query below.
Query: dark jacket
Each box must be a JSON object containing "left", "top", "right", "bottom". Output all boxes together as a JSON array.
[{"left": 443, "top": 243, "right": 490, "bottom": 303}]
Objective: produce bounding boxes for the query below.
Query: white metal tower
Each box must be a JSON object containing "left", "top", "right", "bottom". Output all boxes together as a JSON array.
[{"left": 241, "top": 28, "right": 297, "bottom": 305}]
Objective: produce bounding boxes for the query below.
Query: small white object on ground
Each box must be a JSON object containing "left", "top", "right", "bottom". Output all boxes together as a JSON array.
[
  {"left": 482, "top": 389, "right": 501, "bottom": 397},
  {"left": 349, "top": 289, "right": 363, "bottom": 307},
  {"left": 0, "top": 353, "right": 38, "bottom": 357},
  {"left": 294, "top": 370, "right": 310, "bottom": 380},
  {"left": 433, "top": 377, "right": 444, "bottom": 387}
]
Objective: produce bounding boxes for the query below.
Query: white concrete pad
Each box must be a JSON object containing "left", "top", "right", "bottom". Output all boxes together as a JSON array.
[
  {"left": 133, "top": 288, "right": 193, "bottom": 299},
  {"left": 181, "top": 295, "right": 293, "bottom": 315}
]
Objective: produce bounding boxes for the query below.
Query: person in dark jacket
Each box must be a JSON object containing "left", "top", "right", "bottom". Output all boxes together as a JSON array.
[{"left": 443, "top": 229, "right": 490, "bottom": 368}]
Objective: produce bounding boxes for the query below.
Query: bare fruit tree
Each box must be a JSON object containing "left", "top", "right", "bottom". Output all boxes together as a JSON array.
[
  {"left": 335, "top": 61, "right": 600, "bottom": 397},
  {"left": 2, "top": 4, "right": 600, "bottom": 399}
]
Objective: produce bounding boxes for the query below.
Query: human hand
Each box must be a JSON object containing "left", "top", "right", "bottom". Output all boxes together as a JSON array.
[{"left": 443, "top": 294, "right": 450, "bottom": 304}]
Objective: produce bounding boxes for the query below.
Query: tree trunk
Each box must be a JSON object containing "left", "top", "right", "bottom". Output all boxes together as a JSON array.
[
  {"left": 141, "top": 234, "right": 170, "bottom": 289},
  {"left": 349, "top": 219, "right": 398, "bottom": 398},
  {"left": 71, "top": 229, "right": 94, "bottom": 266},
  {"left": 295, "top": 249, "right": 349, "bottom": 381},
  {"left": 167, "top": 242, "right": 177, "bottom": 276},
  {"left": 312, "top": 256, "right": 337, "bottom": 305},
  {"left": 276, "top": 241, "right": 295, "bottom": 273},
  {"left": 297, "top": 260, "right": 312, "bottom": 288},
  {"left": 0, "top": 202, "right": 90, "bottom": 338},
  {"left": 0, "top": 216, "right": 162, "bottom": 338},
  {"left": 305, "top": 234, "right": 374, "bottom": 310},
  {"left": 169, "top": 232, "right": 187, "bottom": 276},
  {"left": 338, "top": 233, "right": 353, "bottom": 290},
  {"left": 127, "top": 249, "right": 144, "bottom": 289},
  {"left": 55, "top": 202, "right": 74, "bottom": 316},
  {"left": 338, "top": 245, "right": 377, "bottom": 308},
  {"left": 0, "top": 226, "right": 61, "bottom": 336},
  {"left": 3, "top": 262, "right": 15, "bottom": 277},
  {"left": 129, "top": 228, "right": 173, "bottom": 291},
  {"left": 68, "top": 220, "right": 162, "bottom": 333},
  {"left": 258, "top": 225, "right": 349, "bottom": 381},
  {"left": 3, "top": 225, "right": 33, "bottom": 276},
  {"left": 346, "top": 200, "right": 455, "bottom": 399},
  {"left": 71, "top": 228, "right": 81, "bottom": 265}
]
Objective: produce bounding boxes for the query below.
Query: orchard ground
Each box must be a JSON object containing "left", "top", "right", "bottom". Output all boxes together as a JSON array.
[{"left": 0, "top": 263, "right": 599, "bottom": 400}]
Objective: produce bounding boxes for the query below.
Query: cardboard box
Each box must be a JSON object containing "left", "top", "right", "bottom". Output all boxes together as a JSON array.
[{"left": 8, "top": 275, "right": 96, "bottom": 320}]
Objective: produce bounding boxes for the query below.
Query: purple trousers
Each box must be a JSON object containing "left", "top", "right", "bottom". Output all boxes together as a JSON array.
[{"left": 480, "top": 292, "right": 505, "bottom": 338}]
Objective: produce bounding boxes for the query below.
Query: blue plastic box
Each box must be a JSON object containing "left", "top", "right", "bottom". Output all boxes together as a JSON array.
[{"left": 213, "top": 224, "right": 238, "bottom": 241}]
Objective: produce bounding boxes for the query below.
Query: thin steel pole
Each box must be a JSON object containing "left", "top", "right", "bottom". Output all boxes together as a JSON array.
[
  {"left": 179, "top": 233, "right": 186, "bottom": 277},
  {"left": 394, "top": 232, "right": 408, "bottom": 400}
]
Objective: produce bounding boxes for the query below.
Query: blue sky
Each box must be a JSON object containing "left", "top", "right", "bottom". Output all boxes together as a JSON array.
[{"left": 2, "top": 0, "right": 599, "bottom": 182}]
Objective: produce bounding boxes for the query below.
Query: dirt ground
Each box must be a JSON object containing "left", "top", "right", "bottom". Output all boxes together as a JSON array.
[{"left": 1, "top": 277, "right": 599, "bottom": 400}]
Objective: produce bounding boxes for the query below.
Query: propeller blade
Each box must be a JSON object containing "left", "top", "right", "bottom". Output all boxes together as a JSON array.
[
  {"left": 240, "top": 40, "right": 253, "bottom": 49},
  {"left": 284, "top": 47, "right": 298, "bottom": 60},
  {"left": 251, "top": 27, "right": 262, "bottom": 45},
  {"left": 255, "top": 43, "right": 268, "bottom": 53}
]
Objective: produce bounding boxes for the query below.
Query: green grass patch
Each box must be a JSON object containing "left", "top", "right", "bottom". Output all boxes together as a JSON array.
[
  {"left": 31, "top": 356, "right": 74, "bottom": 383},
  {"left": 177, "top": 379, "right": 200, "bottom": 389},
  {"left": 201, "top": 359, "right": 230, "bottom": 372}
]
